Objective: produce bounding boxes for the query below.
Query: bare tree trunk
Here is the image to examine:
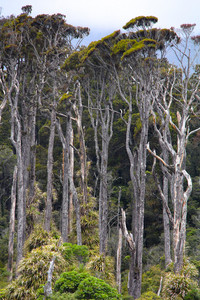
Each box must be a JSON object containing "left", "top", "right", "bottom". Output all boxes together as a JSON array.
[
  {"left": 7, "top": 166, "right": 17, "bottom": 280},
  {"left": 44, "top": 239, "right": 62, "bottom": 297},
  {"left": 44, "top": 103, "right": 56, "bottom": 232},
  {"left": 69, "top": 171, "right": 82, "bottom": 245},
  {"left": 61, "top": 146, "right": 69, "bottom": 242},
  {"left": 116, "top": 226, "right": 122, "bottom": 293},
  {"left": 56, "top": 111, "right": 82, "bottom": 244},
  {"left": 9, "top": 81, "right": 25, "bottom": 268},
  {"left": 57, "top": 116, "right": 70, "bottom": 242},
  {"left": 99, "top": 126, "right": 109, "bottom": 254},
  {"left": 162, "top": 149, "right": 172, "bottom": 267},
  {"left": 116, "top": 187, "right": 122, "bottom": 293},
  {"left": 121, "top": 90, "right": 149, "bottom": 299},
  {"left": 73, "top": 82, "right": 88, "bottom": 204},
  {"left": 69, "top": 125, "right": 74, "bottom": 234},
  {"left": 121, "top": 208, "right": 136, "bottom": 296},
  {"left": 28, "top": 104, "right": 37, "bottom": 204},
  {"left": 149, "top": 65, "right": 195, "bottom": 273}
]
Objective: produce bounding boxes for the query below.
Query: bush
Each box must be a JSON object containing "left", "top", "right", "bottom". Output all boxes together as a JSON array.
[
  {"left": 141, "top": 265, "right": 163, "bottom": 294},
  {"left": 3, "top": 229, "right": 66, "bottom": 299},
  {"left": 63, "top": 243, "right": 89, "bottom": 264},
  {"left": 85, "top": 254, "right": 116, "bottom": 286},
  {"left": 138, "top": 291, "right": 161, "bottom": 299},
  {"left": 184, "top": 288, "right": 200, "bottom": 300},
  {"left": 162, "top": 261, "right": 199, "bottom": 299},
  {"left": 50, "top": 292, "right": 77, "bottom": 299},
  {"left": 76, "top": 276, "right": 122, "bottom": 299},
  {"left": 54, "top": 270, "right": 90, "bottom": 293}
]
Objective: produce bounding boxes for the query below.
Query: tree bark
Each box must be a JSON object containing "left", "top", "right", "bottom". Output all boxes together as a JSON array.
[
  {"left": 7, "top": 165, "right": 17, "bottom": 280},
  {"left": 44, "top": 102, "right": 56, "bottom": 232},
  {"left": 116, "top": 226, "right": 122, "bottom": 293},
  {"left": 162, "top": 150, "right": 172, "bottom": 267},
  {"left": 69, "top": 124, "right": 74, "bottom": 234},
  {"left": 73, "top": 82, "right": 88, "bottom": 204},
  {"left": 121, "top": 88, "right": 149, "bottom": 299},
  {"left": 56, "top": 116, "right": 70, "bottom": 242},
  {"left": 8, "top": 77, "right": 25, "bottom": 268}
]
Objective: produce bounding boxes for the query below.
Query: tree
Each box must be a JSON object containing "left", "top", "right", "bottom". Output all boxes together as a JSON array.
[
  {"left": 62, "top": 32, "right": 119, "bottom": 254},
  {"left": 82, "top": 42, "right": 117, "bottom": 254},
  {"left": 148, "top": 23, "right": 200, "bottom": 273},
  {"left": 0, "top": 11, "right": 44, "bottom": 265},
  {"left": 28, "top": 13, "right": 89, "bottom": 233},
  {"left": 111, "top": 16, "right": 178, "bottom": 298}
]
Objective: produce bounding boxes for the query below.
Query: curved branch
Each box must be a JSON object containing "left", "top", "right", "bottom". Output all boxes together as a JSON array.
[{"left": 121, "top": 208, "right": 135, "bottom": 252}]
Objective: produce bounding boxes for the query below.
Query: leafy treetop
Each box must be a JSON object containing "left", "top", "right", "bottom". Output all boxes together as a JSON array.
[{"left": 123, "top": 16, "right": 158, "bottom": 30}]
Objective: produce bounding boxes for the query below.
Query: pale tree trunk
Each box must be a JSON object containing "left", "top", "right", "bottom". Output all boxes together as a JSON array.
[
  {"left": 162, "top": 149, "right": 172, "bottom": 267},
  {"left": 21, "top": 102, "right": 37, "bottom": 237},
  {"left": 73, "top": 82, "right": 88, "bottom": 204},
  {"left": 116, "top": 227, "right": 122, "bottom": 293},
  {"left": 173, "top": 131, "right": 192, "bottom": 273},
  {"left": 129, "top": 122, "right": 148, "bottom": 299},
  {"left": 44, "top": 101, "right": 56, "bottom": 232},
  {"left": 116, "top": 187, "right": 122, "bottom": 293},
  {"left": 121, "top": 208, "right": 136, "bottom": 295},
  {"left": 151, "top": 145, "right": 172, "bottom": 267},
  {"left": 69, "top": 171, "right": 82, "bottom": 245},
  {"left": 0, "top": 68, "right": 8, "bottom": 124},
  {"left": 68, "top": 115, "right": 82, "bottom": 245},
  {"left": 56, "top": 115, "right": 70, "bottom": 242},
  {"left": 61, "top": 147, "right": 69, "bottom": 242},
  {"left": 29, "top": 105, "right": 37, "bottom": 204},
  {"left": 57, "top": 111, "right": 82, "bottom": 244},
  {"left": 15, "top": 118, "right": 24, "bottom": 266},
  {"left": 88, "top": 95, "right": 114, "bottom": 254},
  {"left": 69, "top": 124, "right": 74, "bottom": 234},
  {"left": 118, "top": 81, "right": 150, "bottom": 298},
  {"left": 149, "top": 65, "right": 196, "bottom": 273},
  {"left": 7, "top": 166, "right": 17, "bottom": 280},
  {"left": 9, "top": 79, "right": 25, "bottom": 268},
  {"left": 99, "top": 125, "right": 109, "bottom": 254}
]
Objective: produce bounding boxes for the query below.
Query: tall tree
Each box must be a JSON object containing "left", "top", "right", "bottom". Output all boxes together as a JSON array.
[
  {"left": 62, "top": 34, "right": 118, "bottom": 253},
  {"left": 148, "top": 23, "right": 200, "bottom": 273},
  {"left": 111, "top": 16, "right": 178, "bottom": 298},
  {"left": 28, "top": 13, "right": 89, "bottom": 232},
  {"left": 81, "top": 34, "right": 118, "bottom": 254}
]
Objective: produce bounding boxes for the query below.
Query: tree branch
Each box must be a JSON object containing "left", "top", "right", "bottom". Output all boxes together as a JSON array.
[{"left": 121, "top": 208, "right": 135, "bottom": 252}]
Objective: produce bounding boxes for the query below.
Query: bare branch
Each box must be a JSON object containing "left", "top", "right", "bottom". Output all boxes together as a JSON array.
[
  {"left": 147, "top": 143, "right": 172, "bottom": 169},
  {"left": 121, "top": 208, "right": 135, "bottom": 252}
]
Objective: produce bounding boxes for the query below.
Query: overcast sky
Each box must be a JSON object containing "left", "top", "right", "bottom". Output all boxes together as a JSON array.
[{"left": 1, "top": 0, "right": 200, "bottom": 44}]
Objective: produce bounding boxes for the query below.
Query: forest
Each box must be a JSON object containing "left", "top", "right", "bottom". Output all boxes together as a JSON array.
[{"left": 0, "top": 5, "right": 200, "bottom": 300}]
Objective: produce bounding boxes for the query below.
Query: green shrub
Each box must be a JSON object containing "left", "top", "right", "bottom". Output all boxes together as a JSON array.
[
  {"left": 54, "top": 270, "right": 90, "bottom": 293},
  {"left": 184, "top": 288, "right": 200, "bottom": 300},
  {"left": 63, "top": 243, "right": 89, "bottom": 264},
  {"left": 138, "top": 291, "right": 161, "bottom": 299},
  {"left": 85, "top": 254, "right": 116, "bottom": 286},
  {"left": 51, "top": 292, "right": 77, "bottom": 299},
  {"left": 76, "top": 276, "right": 122, "bottom": 299},
  {"left": 162, "top": 261, "right": 199, "bottom": 299},
  {"left": 3, "top": 230, "right": 66, "bottom": 299},
  {"left": 141, "top": 265, "right": 163, "bottom": 294}
]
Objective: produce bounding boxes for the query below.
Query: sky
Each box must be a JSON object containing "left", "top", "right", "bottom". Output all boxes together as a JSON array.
[{"left": 1, "top": 0, "right": 200, "bottom": 44}]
